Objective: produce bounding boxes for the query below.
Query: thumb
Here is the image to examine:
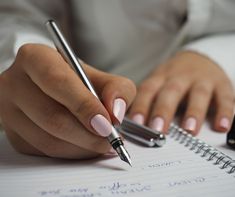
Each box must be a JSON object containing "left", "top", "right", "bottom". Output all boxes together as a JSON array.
[{"left": 85, "top": 65, "right": 136, "bottom": 124}]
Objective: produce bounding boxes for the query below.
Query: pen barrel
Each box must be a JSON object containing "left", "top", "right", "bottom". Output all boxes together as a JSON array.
[
  {"left": 109, "top": 137, "right": 124, "bottom": 149},
  {"left": 108, "top": 126, "right": 122, "bottom": 147},
  {"left": 120, "top": 118, "right": 166, "bottom": 147},
  {"left": 45, "top": 20, "right": 98, "bottom": 98},
  {"left": 45, "top": 20, "right": 131, "bottom": 165}
]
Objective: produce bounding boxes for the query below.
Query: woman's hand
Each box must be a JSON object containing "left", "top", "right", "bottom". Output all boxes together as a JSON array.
[
  {"left": 129, "top": 51, "right": 234, "bottom": 135},
  {"left": 0, "top": 44, "right": 136, "bottom": 159}
]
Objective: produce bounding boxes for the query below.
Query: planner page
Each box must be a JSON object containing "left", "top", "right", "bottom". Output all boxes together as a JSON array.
[{"left": 0, "top": 132, "right": 234, "bottom": 197}]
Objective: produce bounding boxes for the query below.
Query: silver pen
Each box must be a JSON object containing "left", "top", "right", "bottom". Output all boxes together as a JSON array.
[
  {"left": 45, "top": 19, "right": 132, "bottom": 166},
  {"left": 118, "top": 117, "right": 166, "bottom": 147}
]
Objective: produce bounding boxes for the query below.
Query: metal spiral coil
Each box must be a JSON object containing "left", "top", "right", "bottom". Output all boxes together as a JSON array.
[{"left": 169, "top": 123, "right": 235, "bottom": 174}]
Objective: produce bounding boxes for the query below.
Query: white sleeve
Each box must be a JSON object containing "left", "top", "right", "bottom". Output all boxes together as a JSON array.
[
  {"left": 183, "top": 34, "right": 235, "bottom": 87},
  {"left": 182, "top": 0, "right": 235, "bottom": 87},
  {"left": 0, "top": 0, "right": 55, "bottom": 73},
  {"left": 187, "top": 0, "right": 235, "bottom": 37},
  {"left": 0, "top": 31, "right": 54, "bottom": 74}
]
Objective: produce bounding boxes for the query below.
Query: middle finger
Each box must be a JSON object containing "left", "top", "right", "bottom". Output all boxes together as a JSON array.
[{"left": 148, "top": 78, "right": 189, "bottom": 133}]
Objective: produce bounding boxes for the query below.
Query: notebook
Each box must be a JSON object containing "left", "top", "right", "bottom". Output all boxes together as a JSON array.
[{"left": 0, "top": 123, "right": 235, "bottom": 197}]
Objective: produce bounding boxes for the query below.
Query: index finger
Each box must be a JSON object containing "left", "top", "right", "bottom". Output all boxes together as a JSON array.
[{"left": 15, "top": 44, "right": 112, "bottom": 137}]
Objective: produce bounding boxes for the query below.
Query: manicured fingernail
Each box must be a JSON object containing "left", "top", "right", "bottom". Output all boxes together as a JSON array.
[
  {"left": 113, "top": 98, "right": 126, "bottom": 123},
  {"left": 90, "top": 114, "right": 112, "bottom": 137},
  {"left": 185, "top": 117, "right": 197, "bottom": 132},
  {"left": 132, "top": 113, "right": 144, "bottom": 125},
  {"left": 219, "top": 117, "right": 230, "bottom": 130},
  {"left": 150, "top": 117, "right": 164, "bottom": 132}
]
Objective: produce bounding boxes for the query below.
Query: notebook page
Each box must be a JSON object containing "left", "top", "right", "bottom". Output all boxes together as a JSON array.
[{"left": 0, "top": 133, "right": 234, "bottom": 197}]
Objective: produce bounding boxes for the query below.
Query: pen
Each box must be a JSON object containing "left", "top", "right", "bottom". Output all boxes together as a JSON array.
[
  {"left": 118, "top": 117, "right": 166, "bottom": 147},
  {"left": 227, "top": 115, "right": 235, "bottom": 150},
  {"left": 45, "top": 19, "right": 132, "bottom": 166}
]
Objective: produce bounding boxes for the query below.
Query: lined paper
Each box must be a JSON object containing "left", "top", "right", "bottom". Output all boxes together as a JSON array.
[{"left": 0, "top": 133, "right": 234, "bottom": 197}]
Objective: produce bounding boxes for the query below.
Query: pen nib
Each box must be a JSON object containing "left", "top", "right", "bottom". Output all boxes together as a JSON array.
[{"left": 116, "top": 145, "right": 132, "bottom": 167}]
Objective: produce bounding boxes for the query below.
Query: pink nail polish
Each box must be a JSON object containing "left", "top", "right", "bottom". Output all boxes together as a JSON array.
[
  {"left": 132, "top": 113, "right": 144, "bottom": 125},
  {"left": 219, "top": 117, "right": 230, "bottom": 130},
  {"left": 90, "top": 114, "right": 112, "bottom": 137},
  {"left": 150, "top": 117, "right": 164, "bottom": 132},
  {"left": 113, "top": 98, "right": 126, "bottom": 123},
  {"left": 185, "top": 117, "right": 197, "bottom": 131}
]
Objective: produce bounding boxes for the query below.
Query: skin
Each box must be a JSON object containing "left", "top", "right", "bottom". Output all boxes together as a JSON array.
[
  {"left": 0, "top": 44, "right": 136, "bottom": 159},
  {"left": 129, "top": 51, "right": 234, "bottom": 135},
  {"left": 0, "top": 44, "right": 234, "bottom": 159}
]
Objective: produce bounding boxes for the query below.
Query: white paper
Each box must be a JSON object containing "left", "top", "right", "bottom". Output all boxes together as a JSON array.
[{"left": 0, "top": 132, "right": 235, "bottom": 197}]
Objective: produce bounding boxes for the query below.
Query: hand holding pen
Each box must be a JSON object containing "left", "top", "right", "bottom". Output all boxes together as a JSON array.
[
  {"left": 45, "top": 20, "right": 134, "bottom": 165},
  {"left": 0, "top": 23, "right": 136, "bottom": 162}
]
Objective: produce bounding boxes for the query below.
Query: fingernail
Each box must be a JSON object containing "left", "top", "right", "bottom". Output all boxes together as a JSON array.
[
  {"left": 150, "top": 117, "right": 164, "bottom": 132},
  {"left": 132, "top": 113, "right": 144, "bottom": 125},
  {"left": 113, "top": 98, "right": 126, "bottom": 123},
  {"left": 90, "top": 114, "right": 112, "bottom": 137},
  {"left": 184, "top": 117, "right": 197, "bottom": 132},
  {"left": 219, "top": 117, "right": 230, "bottom": 130}
]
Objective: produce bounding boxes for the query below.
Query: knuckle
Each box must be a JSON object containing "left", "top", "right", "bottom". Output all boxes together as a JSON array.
[
  {"left": 114, "top": 76, "right": 137, "bottom": 94},
  {"left": 44, "top": 108, "right": 74, "bottom": 135},
  {"left": 17, "top": 44, "right": 35, "bottom": 62},
  {"left": 138, "top": 79, "right": 157, "bottom": 93},
  {"left": 72, "top": 98, "right": 98, "bottom": 119},
  {"left": 152, "top": 103, "right": 172, "bottom": 117},
  {"left": 41, "top": 67, "right": 68, "bottom": 88},
  {"left": 120, "top": 77, "right": 134, "bottom": 87},
  {"left": 123, "top": 78, "right": 137, "bottom": 95},
  {"left": 194, "top": 85, "right": 211, "bottom": 96},
  {"left": 165, "top": 81, "right": 184, "bottom": 94}
]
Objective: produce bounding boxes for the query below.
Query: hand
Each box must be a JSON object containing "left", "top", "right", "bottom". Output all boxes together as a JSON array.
[
  {"left": 0, "top": 44, "right": 136, "bottom": 159},
  {"left": 128, "top": 51, "right": 234, "bottom": 135}
]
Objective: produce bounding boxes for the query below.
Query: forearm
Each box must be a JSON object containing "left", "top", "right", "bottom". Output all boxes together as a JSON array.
[
  {"left": 183, "top": 0, "right": 235, "bottom": 87},
  {"left": 183, "top": 34, "right": 235, "bottom": 87}
]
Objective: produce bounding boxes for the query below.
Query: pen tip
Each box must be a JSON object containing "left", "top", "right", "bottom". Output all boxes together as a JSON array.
[
  {"left": 115, "top": 145, "right": 132, "bottom": 167},
  {"left": 121, "top": 154, "right": 132, "bottom": 167},
  {"left": 126, "top": 157, "right": 132, "bottom": 167}
]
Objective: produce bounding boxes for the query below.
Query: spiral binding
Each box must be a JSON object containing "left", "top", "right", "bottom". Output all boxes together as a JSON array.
[{"left": 169, "top": 123, "right": 235, "bottom": 174}]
